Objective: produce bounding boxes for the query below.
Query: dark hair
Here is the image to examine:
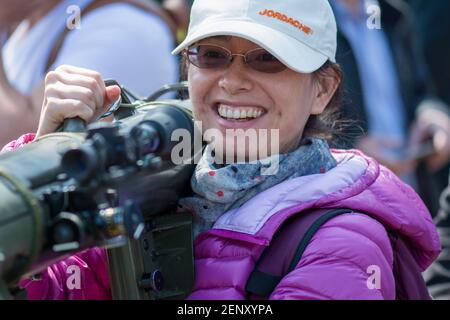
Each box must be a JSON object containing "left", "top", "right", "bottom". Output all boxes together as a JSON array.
[
  {"left": 179, "top": 56, "right": 352, "bottom": 146},
  {"left": 304, "top": 61, "right": 344, "bottom": 144}
]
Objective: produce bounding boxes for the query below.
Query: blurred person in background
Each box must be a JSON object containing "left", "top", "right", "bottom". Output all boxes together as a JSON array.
[
  {"left": 407, "top": 0, "right": 450, "bottom": 107},
  {"left": 330, "top": 0, "right": 450, "bottom": 217},
  {"left": 158, "top": 0, "right": 192, "bottom": 42},
  {"left": 405, "top": 0, "right": 450, "bottom": 300},
  {"left": 0, "top": 0, "right": 179, "bottom": 147}
]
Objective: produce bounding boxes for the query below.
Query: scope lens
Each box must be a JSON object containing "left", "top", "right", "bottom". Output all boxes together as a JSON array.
[{"left": 62, "top": 147, "right": 96, "bottom": 182}]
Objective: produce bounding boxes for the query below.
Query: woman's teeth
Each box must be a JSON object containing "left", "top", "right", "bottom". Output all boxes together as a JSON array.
[{"left": 218, "top": 104, "right": 265, "bottom": 120}]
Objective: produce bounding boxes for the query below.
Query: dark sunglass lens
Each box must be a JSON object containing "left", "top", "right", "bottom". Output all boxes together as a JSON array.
[
  {"left": 247, "top": 49, "right": 286, "bottom": 73},
  {"left": 189, "top": 45, "right": 230, "bottom": 69}
]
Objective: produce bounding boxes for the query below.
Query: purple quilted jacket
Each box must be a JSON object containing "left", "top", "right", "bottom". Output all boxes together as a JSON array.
[{"left": 4, "top": 134, "right": 441, "bottom": 300}]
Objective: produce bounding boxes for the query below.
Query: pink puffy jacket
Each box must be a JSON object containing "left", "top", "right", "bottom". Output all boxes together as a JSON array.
[{"left": 3, "top": 134, "right": 441, "bottom": 300}]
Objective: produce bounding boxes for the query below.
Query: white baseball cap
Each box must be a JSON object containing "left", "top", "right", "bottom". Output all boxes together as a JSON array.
[{"left": 172, "top": 0, "right": 337, "bottom": 73}]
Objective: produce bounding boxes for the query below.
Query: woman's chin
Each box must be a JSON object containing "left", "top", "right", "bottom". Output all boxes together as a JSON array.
[
  {"left": 208, "top": 139, "right": 275, "bottom": 164},
  {"left": 211, "top": 151, "right": 260, "bottom": 164}
]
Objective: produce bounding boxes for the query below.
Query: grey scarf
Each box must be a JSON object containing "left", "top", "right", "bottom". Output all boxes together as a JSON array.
[{"left": 179, "top": 137, "right": 337, "bottom": 238}]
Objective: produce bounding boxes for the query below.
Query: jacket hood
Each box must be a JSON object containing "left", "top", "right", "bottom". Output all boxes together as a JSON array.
[{"left": 210, "top": 149, "right": 441, "bottom": 270}]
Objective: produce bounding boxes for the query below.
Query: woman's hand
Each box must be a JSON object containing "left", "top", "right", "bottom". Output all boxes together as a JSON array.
[{"left": 36, "top": 65, "right": 121, "bottom": 138}]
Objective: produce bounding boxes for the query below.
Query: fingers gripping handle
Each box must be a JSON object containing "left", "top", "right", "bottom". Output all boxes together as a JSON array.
[{"left": 58, "top": 80, "right": 121, "bottom": 133}]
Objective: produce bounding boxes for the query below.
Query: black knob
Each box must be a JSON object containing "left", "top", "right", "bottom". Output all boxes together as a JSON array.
[{"left": 139, "top": 270, "right": 164, "bottom": 292}]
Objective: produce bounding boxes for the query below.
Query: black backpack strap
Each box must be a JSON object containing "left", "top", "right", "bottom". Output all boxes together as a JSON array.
[{"left": 246, "top": 208, "right": 353, "bottom": 298}]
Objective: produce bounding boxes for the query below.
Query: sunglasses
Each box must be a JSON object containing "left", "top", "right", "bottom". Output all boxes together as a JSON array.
[{"left": 185, "top": 44, "right": 287, "bottom": 74}]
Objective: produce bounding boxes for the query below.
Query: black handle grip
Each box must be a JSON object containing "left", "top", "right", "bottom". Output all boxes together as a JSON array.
[{"left": 61, "top": 117, "right": 87, "bottom": 133}]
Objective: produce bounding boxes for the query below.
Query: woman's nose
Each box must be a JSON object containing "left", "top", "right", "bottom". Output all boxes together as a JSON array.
[{"left": 218, "top": 57, "right": 253, "bottom": 95}]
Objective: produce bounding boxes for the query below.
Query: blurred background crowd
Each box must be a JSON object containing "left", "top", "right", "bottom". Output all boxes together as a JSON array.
[{"left": 1, "top": 0, "right": 449, "bottom": 299}]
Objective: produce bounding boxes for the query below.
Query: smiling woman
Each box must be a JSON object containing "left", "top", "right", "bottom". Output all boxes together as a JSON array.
[
  {"left": 180, "top": 40, "right": 344, "bottom": 156},
  {"left": 5, "top": 0, "right": 441, "bottom": 300},
  {"left": 186, "top": 36, "right": 339, "bottom": 159}
]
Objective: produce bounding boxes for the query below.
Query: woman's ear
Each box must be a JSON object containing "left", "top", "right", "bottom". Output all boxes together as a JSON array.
[{"left": 310, "top": 65, "right": 341, "bottom": 115}]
